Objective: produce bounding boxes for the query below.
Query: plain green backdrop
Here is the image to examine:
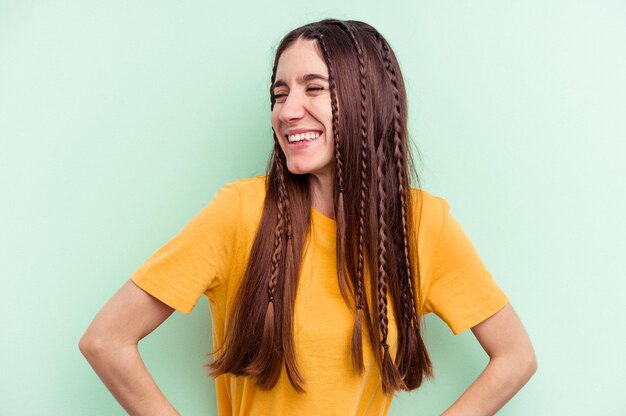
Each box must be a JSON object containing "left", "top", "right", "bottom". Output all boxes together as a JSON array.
[{"left": 1, "top": 1, "right": 625, "bottom": 415}]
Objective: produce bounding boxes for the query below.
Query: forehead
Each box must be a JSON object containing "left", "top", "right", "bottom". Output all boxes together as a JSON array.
[{"left": 275, "top": 38, "right": 328, "bottom": 81}]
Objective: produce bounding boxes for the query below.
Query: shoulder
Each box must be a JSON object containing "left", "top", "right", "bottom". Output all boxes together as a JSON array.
[
  {"left": 227, "top": 175, "right": 267, "bottom": 195},
  {"left": 409, "top": 187, "right": 448, "bottom": 207},
  {"left": 212, "top": 175, "right": 266, "bottom": 226},
  {"left": 224, "top": 175, "right": 266, "bottom": 208},
  {"left": 409, "top": 187, "right": 450, "bottom": 230},
  {"left": 211, "top": 175, "right": 266, "bottom": 202}
]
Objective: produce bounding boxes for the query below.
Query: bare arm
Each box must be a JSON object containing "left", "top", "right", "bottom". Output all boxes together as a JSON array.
[
  {"left": 441, "top": 303, "right": 537, "bottom": 416},
  {"left": 79, "top": 280, "right": 179, "bottom": 416}
]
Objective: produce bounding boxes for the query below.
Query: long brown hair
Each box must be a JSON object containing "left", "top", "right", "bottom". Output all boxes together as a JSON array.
[{"left": 207, "top": 18, "right": 433, "bottom": 395}]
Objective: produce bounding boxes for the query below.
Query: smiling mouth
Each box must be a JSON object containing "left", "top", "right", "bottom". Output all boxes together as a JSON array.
[{"left": 287, "top": 131, "right": 322, "bottom": 143}]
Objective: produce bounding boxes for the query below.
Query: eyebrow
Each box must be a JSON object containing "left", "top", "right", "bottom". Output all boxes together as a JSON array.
[{"left": 272, "top": 73, "right": 329, "bottom": 90}]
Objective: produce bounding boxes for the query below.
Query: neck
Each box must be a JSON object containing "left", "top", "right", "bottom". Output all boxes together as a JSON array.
[{"left": 309, "top": 171, "right": 335, "bottom": 220}]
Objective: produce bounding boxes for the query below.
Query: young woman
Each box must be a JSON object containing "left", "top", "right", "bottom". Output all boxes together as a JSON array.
[{"left": 80, "top": 19, "right": 536, "bottom": 416}]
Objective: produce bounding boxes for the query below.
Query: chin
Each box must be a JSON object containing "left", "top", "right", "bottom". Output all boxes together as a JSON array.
[
  {"left": 286, "top": 166, "right": 312, "bottom": 176},
  {"left": 285, "top": 161, "right": 311, "bottom": 175}
]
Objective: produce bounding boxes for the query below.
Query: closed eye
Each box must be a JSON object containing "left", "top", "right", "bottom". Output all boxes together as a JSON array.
[{"left": 271, "top": 86, "right": 326, "bottom": 102}]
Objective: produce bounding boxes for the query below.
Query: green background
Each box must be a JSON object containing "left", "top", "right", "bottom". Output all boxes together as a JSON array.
[{"left": 2, "top": 1, "right": 624, "bottom": 414}]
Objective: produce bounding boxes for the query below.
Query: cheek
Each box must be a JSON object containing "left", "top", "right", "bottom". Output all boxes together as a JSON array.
[
  {"left": 270, "top": 116, "right": 284, "bottom": 145},
  {"left": 315, "top": 99, "right": 334, "bottom": 129},
  {"left": 270, "top": 111, "right": 279, "bottom": 131},
  {"left": 321, "top": 107, "right": 334, "bottom": 138}
]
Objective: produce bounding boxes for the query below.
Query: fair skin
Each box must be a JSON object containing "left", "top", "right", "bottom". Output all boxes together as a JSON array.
[
  {"left": 441, "top": 303, "right": 537, "bottom": 415},
  {"left": 80, "top": 285, "right": 536, "bottom": 416},
  {"left": 80, "top": 37, "right": 536, "bottom": 415},
  {"left": 79, "top": 281, "right": 179, "bottom": 415},
  {"left": 271, "top": 38, "right": 336, "bottom": 217},
  {"left": 270, "top": 38, "right": 537, "bottom": 414}
]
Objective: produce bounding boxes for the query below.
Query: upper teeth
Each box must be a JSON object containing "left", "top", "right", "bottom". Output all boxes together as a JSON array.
[{"left": 288, "top": 132, "right": 321, "bottom": 143}]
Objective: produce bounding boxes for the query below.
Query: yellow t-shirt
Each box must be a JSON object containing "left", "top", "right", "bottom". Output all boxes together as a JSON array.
[{"left": 131, "top": 175, "right": 509, "bottom": 416}]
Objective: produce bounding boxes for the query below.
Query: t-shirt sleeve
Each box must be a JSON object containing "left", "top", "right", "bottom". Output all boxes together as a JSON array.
[
  {"left": 424, "top": 198, "right": 509, "bottom": 334},
  {"left": 130, "top": 182, "right": 241, "bottom": 314}
]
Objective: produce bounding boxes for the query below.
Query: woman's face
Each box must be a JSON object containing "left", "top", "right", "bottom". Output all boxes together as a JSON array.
[{"left": 271, "top": 38, "right": 334, "bottom": 180}]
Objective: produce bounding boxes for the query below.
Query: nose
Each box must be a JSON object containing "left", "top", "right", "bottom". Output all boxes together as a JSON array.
[{"left": 278, "top": 91, "right": 306, "bottom": 124}]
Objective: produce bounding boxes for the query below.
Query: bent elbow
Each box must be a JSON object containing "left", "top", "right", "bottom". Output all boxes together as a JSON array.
[
  {"left": 520, "top": 349, "right": 538, "bottom": 381},
  {"left": 79, "top": 332, "right": 109, "bottom": 360},
  {"left": 78, "top": 333, "right": 96, "bottom": 358},
  {"left": 527, "top": 354, "right": 538, "bottom": 378}
]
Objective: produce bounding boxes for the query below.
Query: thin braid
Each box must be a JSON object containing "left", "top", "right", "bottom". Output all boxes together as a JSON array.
[
  {"left": 314, "top": 33, "right": 350, "bottom": 304},
  {"left": 376, "top": 140, "right": 405, "bottom": 393},
  {"left": 335, "top": 21, "right": 369, "bottom": 374},
  {"left": 375, "top": 34, "right": 419, "bottom": 329},
  {"left": 270, "top": 145, "right": 287, "bottom": 302},
  {"left": 376, "top": 145, "right": 389, "bottom": 347},
  {"left": 315, "top": 33, "right": 343, "bottom": 194},
  {"left": 375, "top": 32, "right": 431, "bottom": 389},
  {"left": 274, "top": 144, "right": 306, "bottom": 391},
  {"left": 247, "top": 61, "right": 285, "bottom": 388},
  {"left": 250, "top": 145, "right": 285, "bottom": 387},
  {"left": 278, "top": 150, "right": 293, "bottom": 241}
]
